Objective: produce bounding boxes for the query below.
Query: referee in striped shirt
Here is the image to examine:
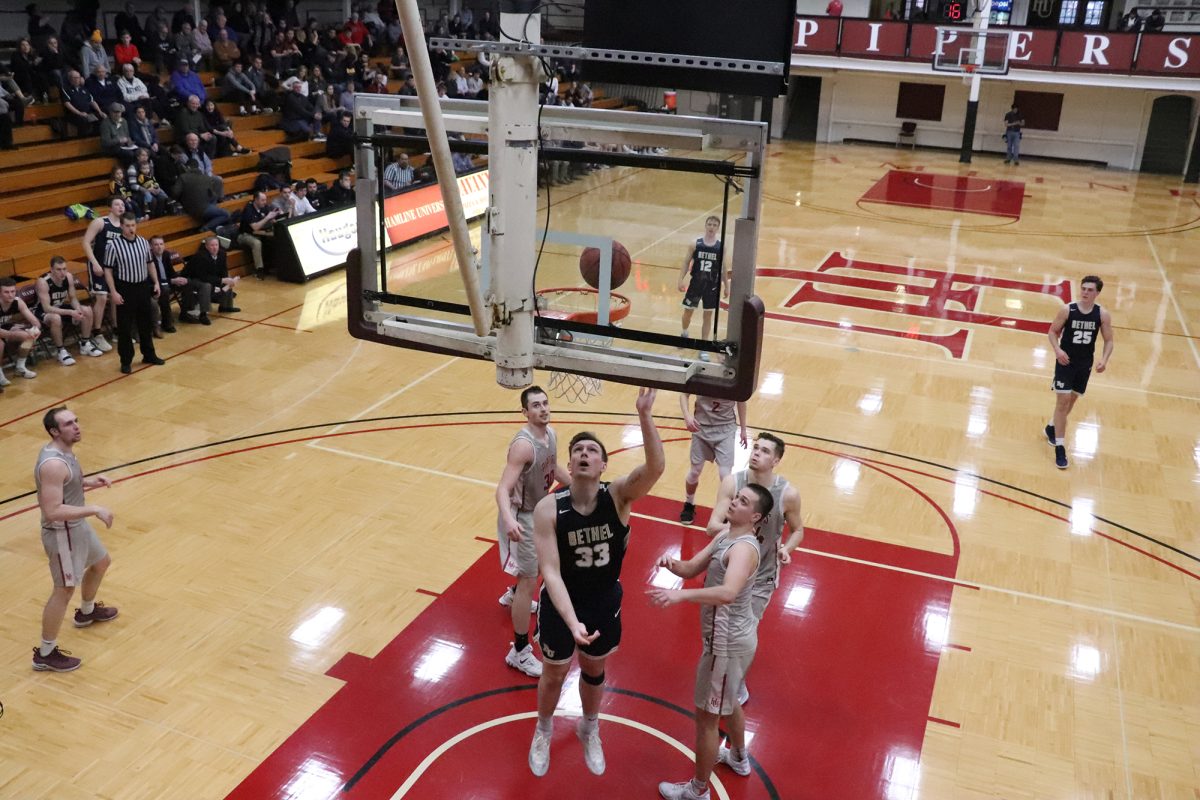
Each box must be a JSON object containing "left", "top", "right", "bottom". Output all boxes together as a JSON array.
[{"left": 103, "top": 213, "right": 166, "bottom": 374}]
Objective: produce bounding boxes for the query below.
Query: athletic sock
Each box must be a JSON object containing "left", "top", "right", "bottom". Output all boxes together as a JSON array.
[
  {"left": 39, "top": 639, "right": 56, "bottom": 657},
  {"left": 685, "top": 492, "right": 695, "bottom": 503},
  {"left": 80, "top": 599, "right": 95, "bottom": 615},
  {"left": 16, "top": 357, "right": 27, "bottom": 370},
  {"left": 1055, "top": 438, "right": 1065, "bottom": 446},
  {"left": 581, "top": 714, "right": 599, "bottom": 733},
  {"left": 536, "top": 716, "right": 554, "bottom": 734},
  {"left": 689, "top": 778, "right": 708, "bottom": 794},
  {"left": 732, "top": 746, "right": 747, "bottom": 761},
  {"left": 514, "top": 632, "right": 529, "bottom": 652}
]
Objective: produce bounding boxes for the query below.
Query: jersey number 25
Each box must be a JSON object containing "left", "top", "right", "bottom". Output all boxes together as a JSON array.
[{"left": 1072, "top": 330, "right": 1093, "bottom": 345}]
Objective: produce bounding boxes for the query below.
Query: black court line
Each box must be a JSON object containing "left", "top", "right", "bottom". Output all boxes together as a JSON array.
[
  {"left": 340, "top": 684, "right": 780, "bottom": 799},
  {"left": 0, "top": 409, "right": 1194, "bottom": 565}
]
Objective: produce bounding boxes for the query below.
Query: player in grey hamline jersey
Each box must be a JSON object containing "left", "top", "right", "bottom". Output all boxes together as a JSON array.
[
  {"left": 650, "top": 482, "right": 775, "bottom": 800},
  {"left": 495, "top": 385, "right": 571, "bottom": 678},
  {"left": 678, "top": 393, "right": 747, "bottom": 525},
  {"left": 32, "top": 407, "right": 118, "bottom": 673},
  {"left": 707, "top": 432, "right": 804, "bottom": 704}
]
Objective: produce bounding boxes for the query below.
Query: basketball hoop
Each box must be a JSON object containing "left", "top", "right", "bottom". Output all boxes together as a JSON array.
[{"left": 535, "top": 287, "right": 631, "bottom": 403}]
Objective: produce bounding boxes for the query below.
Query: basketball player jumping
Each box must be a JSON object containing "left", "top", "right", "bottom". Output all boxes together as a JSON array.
[
  {"left": 678, "top": 216, "right": 728, "bottom": 359},
  {"left": 528, "top": 387, "right": 664, "bottom": 777},
  {"left": 678, "top": 393, "right": 747, "bottom": 525},
  {"left": 32, "top": 407, "right": 118, "bottom": 673},
  {"left": 1045, "top": 275, "right": 1114, "bottom": 469},
  {"left": 707, "top": 432, "right": 803, "bottom": 704},
  {"left": 495, "top": 385, "right": 571, "bottom": 678},
  {"left": 650, "top": 483, "right": 774, "bottom": 800}
]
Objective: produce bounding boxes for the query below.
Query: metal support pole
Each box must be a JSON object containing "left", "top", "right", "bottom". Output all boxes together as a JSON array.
[{"left": 394, "top": 0, "right": 489, "bottom": 336}]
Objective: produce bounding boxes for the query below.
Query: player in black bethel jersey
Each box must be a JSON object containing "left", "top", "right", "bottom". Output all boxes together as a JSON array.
[
  {"left": 1045, "top": 275, "right": 1114, "bottom": 469},
  {"left": 528, "top": 387, "right": 665, "bottom": 779},
  {"left": 677, "top": 216, "right": 729, "bottom": 358}
]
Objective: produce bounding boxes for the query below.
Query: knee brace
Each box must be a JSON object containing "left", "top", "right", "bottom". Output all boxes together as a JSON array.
[{"left": 581, "top": 670, "right": 605, "bottom": 686}]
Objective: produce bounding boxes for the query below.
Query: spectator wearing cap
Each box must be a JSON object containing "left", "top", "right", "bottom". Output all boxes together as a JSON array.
[
  {"left": 100, "top": 102, "right": 140, "bottom": 160},
  {"left": 169, "top": 58, "right": 205, "bottom": 105},
  {"left": 81, "top": 30, "right": 110, "bottom": 79},
  {"left": 85, "top": 64, "right": 122, "bottom": 115},
  {"left": 61, "top": 69, "right": 102, "bottom": 138}
]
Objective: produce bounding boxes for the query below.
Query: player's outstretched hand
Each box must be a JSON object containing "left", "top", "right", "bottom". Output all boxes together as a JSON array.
[
  {"left": 635, "top": 386, "right": 656, "bottom": 415},
  {"left": 569, "top": 621, "right": 600, "bottom": 646},
  {"left": 647, "top": 588, "right": 679, "bottom": 608}
]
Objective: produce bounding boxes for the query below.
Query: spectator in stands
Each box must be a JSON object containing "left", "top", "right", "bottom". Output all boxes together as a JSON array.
[
  {"left": 465, "top": 69, "right": 483, "bottom": 98},
  {"left": 11, "top": 38, "right": 49, "bottom": 103},
  {"left": 183, "top": 235, "right": 240, "bottom": 322},
  {"left": 398, "top": 73, "right": 417, "bottom": 97},
  {"left": 116, "top": 3, "right": 147, "bottom": 49},
  {"left": 172, "top": 0, "right": 195, "bottom": 34},
  {"left": 129, "top": 105, "right": 161, "bottom": 152},
  {"left": 37, "top": 36, "right": 66, "bottom": 94},
  {"left": 26, "top": 3, "right": 57, "bottom": 45},
  {"left": 173, "top": 163, "right": 231, "bottom": 231},
  {"left": 278, "top": 0, "right": 302, "bottom": 31},
  {"left": 85, "top": 64, "right": 122, "bottom": 118},
  {"left": 289, "top": 180, "right": 316, "bottom": 216},
  {"left": 212, "top": 12, "right": 240, "bottom": 44},
  {"left": 269, "top": 31, "right": 300, "bottom": 77},
  {"left": 225, "top": 3, "right": 249, "bottom": 36},
  {"left": 270, "top": 184, "right": 294, "bottom": 218},
  {"left": 1119, "top": 9, "right": 1142, "bottom": 30},
  {"left": 326, "top": 111, "right": 354, "bottom": 158},
  {"left": 309, "top": 65, "right": 330, "bottom": 106},
  {"left": 146, "top": 21, "right": 177, "bottom": 73},
  {"left": 101, "top": 103, "right": 141, "bottom": 161},
  {"left": 177, "top": 94, "right": 218, "bottom": 156},
  {"left": 0, "top": 277, "right": 41, "bottom": 383},
  {"left": 369, "top": 72, "right": 389, "bottom": 94},
  {"left": 61, "top": 69, "right": 103, "bottom": 138},
  {"left": 324, "top": 169, "right": 355, "bottom": 207},
  {"left": 281, "top": 80, "right": 325, "bottom": 142},
  {"left": 383, "top": 152, "right": 414, "bottom": 194},
  {"left": 339, "top": 81, "right": 357, "bottom": 112},
  {"left": 385, "top": 18, "right": 403, "bottom": 50},
  {"left": 281, "top": 64, "right": 311, "bottom": 95},
  {"left": 223, "top": 62, "right": 261, "bottom": 115},
  {"left": 450, "top": 66, "right": 471, "bottom": 98},
  {"left": 148, "top": 235, "right": 184, "bottom": 333},
  {"left": 193, "top": 20, "right": 214, "bottom": 67},
  {"left": 247, "top": 11, "right": 277, "bottom": 61},
  {"left": 145, "top": 6, "right": 170, "bottom": 39},
  {"left": 117, "top": 62, "right": 150, "bottom": 118},
  {"left": 361, "top": 4, "right": 386, "bottom": 38},
  {"left": 237, "top": 190, "right": 281, "bottom": 279},
  {"left": 108, "top": 164, "right": 145, "bottom": 219},
  {"left": 453, "top": 148, "right": 474, "bottom": 174},
  {"left": 460, "top": 5, "right": 475, "bottom": 33},
  {"left": 181, "top": 131, "right": 221, "bottom": 190},
  {"left": 169, "top": 58, "right": 205, "bottom": 105},
  {"left": 114, "top": 31, "right": 141, "bottom": 68},
  {"left": 213, "top": 28, "right": 241, "bottom": 72},
  {"left": 203, "top": 99, "right": 250, "bottom": 155},
  {"left": 246, "top": 56, "right": 279, "bottom": 110},
  {"left": 1145, "top": 8, "right": 1165, "bottom": 30},
  {"left": 81, "top": 31, "right": 110, "bottom": 79},
  {"left": 35, "top": 256, "right": 104, "bottom": 364},
  {"left": 304, "top": 177, "right": 325, "bottom": 210},
  {"left": 60, "top": 11, "right": 92, "bottom": 56},
  {"left": 175, "top": 21, "right": 201, "bottom": 67},
  {"left": 0, "top": 70, "right": 29, "bottom": 123},
  {"left": 0, "top": 94, "right": 18, "bottom": 150},
  {"left": 477, "top": 11, "right": 499, "bottom": 38},
  {"left": 134, "top": 161, "right": 170, "bottom": 217}
]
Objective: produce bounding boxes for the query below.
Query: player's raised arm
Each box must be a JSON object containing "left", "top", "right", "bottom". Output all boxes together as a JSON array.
[
  {"left": 706, "top": 473, "right": 737, "bottom": 536},
  {"left": 655, "top": 536, "right": 720, "bottom": 581},
  {"left": 650, "top": 540, "right": 759, "bottom": 608},
  {"left": 612, "top": 388, "right": 665, "bottom": 510},
  {"left": 1096, "top": 307, "right": 1115, "bottom": 372}
]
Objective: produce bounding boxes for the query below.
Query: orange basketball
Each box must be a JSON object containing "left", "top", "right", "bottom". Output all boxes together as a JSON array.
[{"left": 579, "top": 241, "right": 632, "bottom": 290}]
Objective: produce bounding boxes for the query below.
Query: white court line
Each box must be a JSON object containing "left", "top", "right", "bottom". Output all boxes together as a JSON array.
[
  {"left": 1144, "top": 233, "right": 1200, "bottom": 371},
  {"left": 310, "top": 359, "right": 458, "bottom": 443},
  {"left": 389, "top": 711, "right": 730, "bottom": 800},
  {"left": 310, "top": 445, "right": 1200, "bottom": 635},
  {"left": 1104, "top": 537, "right": 1135, "bottom": 800}
]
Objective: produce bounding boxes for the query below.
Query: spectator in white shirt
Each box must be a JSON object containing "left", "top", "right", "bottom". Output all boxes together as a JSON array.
[{"left": 289, "top": 181, "right": 316, "bottom": 216}]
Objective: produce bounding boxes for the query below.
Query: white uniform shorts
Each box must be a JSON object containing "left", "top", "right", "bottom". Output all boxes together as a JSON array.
[
  {"left": 695, "top": 649, "right": 756, "bottom": 715},
  {"left": 498, "top": 509, "right": 538, "bottom": 578},
  {"left": 690, "top": 431, "right": 736, "bottom": 472},
  {"left": 42, "top": 521, "right": 107, "bottom": 588}
]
